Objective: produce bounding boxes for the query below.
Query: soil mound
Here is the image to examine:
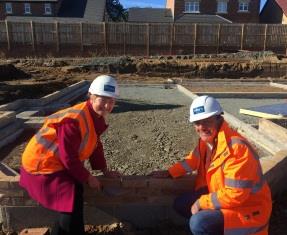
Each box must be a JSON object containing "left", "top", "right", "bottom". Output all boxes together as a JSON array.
[{"left": 0, "top": 64, "right": 30, "bottom": 81}]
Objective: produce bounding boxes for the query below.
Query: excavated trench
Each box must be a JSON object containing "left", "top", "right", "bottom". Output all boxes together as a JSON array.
[{"left": 0, "top": 81, "right": 287, "bottom": 234}]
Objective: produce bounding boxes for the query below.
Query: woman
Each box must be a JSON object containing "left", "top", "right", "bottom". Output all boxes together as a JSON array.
[{"left": 19, "top": 75, "right": 121, "bottom": 235}]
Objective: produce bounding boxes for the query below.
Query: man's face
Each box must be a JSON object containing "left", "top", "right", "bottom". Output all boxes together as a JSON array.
[
  {"left": 90, "top": 95, "right": 115, "bottom": 117},
  {"left": 193, "top": 116, "right": 220, "bottom": 143}
]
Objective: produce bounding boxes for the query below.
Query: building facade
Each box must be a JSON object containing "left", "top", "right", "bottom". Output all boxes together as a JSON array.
[
  {"left": 0, "top": 0, "right": 64, "bottom": 20},
  {"left": 166, "top": 0, "right": 260, "bottom": 23},
  {"left": 260, "top": 0, "right": 287, "bottom": 24}
]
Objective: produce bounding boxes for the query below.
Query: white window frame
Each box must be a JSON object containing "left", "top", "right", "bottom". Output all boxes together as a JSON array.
[
  {"left": 185, "top": 1, "right": 200, "bottom": 13},
  {"left": 24, "top": 3, "right": 31, "bottom": 14},
  {"left": 217, "top": 1, "right": 228, "bottom": 13},
  {"left": 238, "top": 1, "right": 249, "bottom": 12},
  {"left": 5, "top": 3, "right": 12, "bottom": 14},
  {"left": 44, "top": 3, "right": 52, "bottom": 15}
]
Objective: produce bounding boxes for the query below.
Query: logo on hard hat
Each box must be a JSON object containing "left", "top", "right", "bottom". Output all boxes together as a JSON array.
[
  {"left": 193, "top": 106, "right": 205, "bottom": 115},
  {"left": 104, "top": 85, "right": 115, "bottom": 93}
]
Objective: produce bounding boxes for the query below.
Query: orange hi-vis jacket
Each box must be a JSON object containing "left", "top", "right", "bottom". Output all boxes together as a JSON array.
[
  {"left": 169, "top": 120, "right": 272, "bottom": 235},
  {"left": 22, "top": 102, "right": 97, "bottom": 174}
]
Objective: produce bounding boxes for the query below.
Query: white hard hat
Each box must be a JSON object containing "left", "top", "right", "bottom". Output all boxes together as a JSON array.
[
  {"left": 189, "top": 96, "right": 223, "bottom": 123},
  {"left": 89, "top": 75, "right": 119, "bottom": 98}
]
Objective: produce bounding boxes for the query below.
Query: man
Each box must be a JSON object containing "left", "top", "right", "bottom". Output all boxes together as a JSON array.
[
  {"left": 20, "top": 75, "right": 121, "bottom": 235},
  {"left": 152, "top": 95, "right": 272, "bottom": 235}
]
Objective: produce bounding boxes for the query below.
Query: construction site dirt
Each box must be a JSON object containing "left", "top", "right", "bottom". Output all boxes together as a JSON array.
[{"left": 0, "top": 56, "right": 287, "bottom": 234}]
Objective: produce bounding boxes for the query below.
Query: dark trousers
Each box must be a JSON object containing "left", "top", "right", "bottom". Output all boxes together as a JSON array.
[
  {"left": 173, "top": 187, "right": 224, "bottom": 235},
  {"left": 51, "top": 183, "right": 85, "bottom": 235}
]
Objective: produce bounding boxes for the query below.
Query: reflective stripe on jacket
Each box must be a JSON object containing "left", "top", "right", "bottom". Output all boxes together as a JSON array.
[
  {"left": 169, "top": 120, "right": 272, "bottom": 235},
  {"left": 22, "top": 102, "right": 97, "bottom": 174}
]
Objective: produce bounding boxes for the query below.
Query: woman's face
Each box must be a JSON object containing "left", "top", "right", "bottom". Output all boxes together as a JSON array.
[
  {"left": 193, "top": 116, "right": 221, "bottom": 143},
  {"left": 90, "top": 95, "right": 115, "bottom": 117}
]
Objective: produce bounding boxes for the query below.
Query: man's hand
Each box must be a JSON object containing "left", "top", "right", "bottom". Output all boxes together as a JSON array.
[
  {"left": 191, "top": 200, "right": 201, "bottom": 215},
  {"left": 102, "top": 168, "right": 121, "bottom": 178},
  {"left": 87, "top": 175, "right": 101, "bottom": 190},
  {"left": 149, "top": 170, "right": 170, "bottom": 178}
]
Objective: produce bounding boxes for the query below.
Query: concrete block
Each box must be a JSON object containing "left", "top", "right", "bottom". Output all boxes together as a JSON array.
[
  {"left": 24, "top": 118, "right": 44, "bottom": 130},
  {"left": 0, "top": 120, "right": 23, "bottom": 140},
  {"left": 0, "top": 111, "right": 16, "bottom": 129},
  {"left": 1, "top": 206, "right": 57, "bottom": 233},
  {"left": 121, "top": 176, "right": 148, "bottom": 188},
  {"left": 16, "top": 111, "right": 39, "bottom": 120},
  {"left": 0, "top": 99, "right": 24, "bottom": 112},
  {"left": 84, "top": 206, "right": 119, "bottom": 225},
  {"left": 270, "top": 82, "right": 287, "bottom": 90},
  {"left": 0, "top": 128, "right": 24, "bottom": 150},
  {"left": 114, "top": 204, "right": 168, "bottom": 228},
  {"left": 19, "top": 227, "right": 49, "bottom": 235},
  {"left": 0, "top": 162, "right": 19, "bottom": 177}
]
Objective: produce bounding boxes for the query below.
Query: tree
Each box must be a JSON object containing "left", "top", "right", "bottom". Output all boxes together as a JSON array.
[{"left": 106, "top": 0, "right": 128, "bottom": 22}]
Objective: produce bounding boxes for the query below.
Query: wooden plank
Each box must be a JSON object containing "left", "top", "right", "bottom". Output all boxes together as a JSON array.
[
  {"left": 263, "top": 24, "right": 267, "bottom": 51},
  {"left": 240, "top": 108, "right": 285, "bottom": 119},
  {"left": 216, "top": 24, "right": 221, "bottom": 54},
  {"left": 146, "top": 23, "right": 150, "bottom": 57},
  {"left": 5, "top": 20, "right": 10, "bottom": 51},
  {"left": 30, "top": 21, "right": 35, "bottom": 51},
  {"left": 240, "top": 24, "right": 244, "bottom": 50},
  {"left": 259, "top": 119, "right": 287, "bottom": 145},
  {"left": 103, "top": 22, "right": 107, "bottom": 55},
  {"left": 193, "top": 23, "right": 197, "bottom": 56},
  {"left": 55, "top": 21, "right": 60, "bottom": 52},
  {"left": 80, "top": 22, "right": 83, "bottom": 52}
]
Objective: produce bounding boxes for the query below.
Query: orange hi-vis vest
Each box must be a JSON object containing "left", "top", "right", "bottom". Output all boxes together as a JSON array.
[
  {"left": 22, "top": 102, "right": 97, "bottom": 174},
  {"left": 169, "top": 121, "right": 272, "bottom": 235}
]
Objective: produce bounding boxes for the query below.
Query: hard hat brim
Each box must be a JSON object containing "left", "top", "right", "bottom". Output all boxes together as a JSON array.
[{"left": 189, "top": 111, "right": 222, "bottom": 123}]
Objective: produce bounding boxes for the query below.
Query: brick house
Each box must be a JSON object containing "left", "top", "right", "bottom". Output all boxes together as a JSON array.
[
  {"left": 0, "top": 0, "right": 63, "bottom": 19},
  {"left": 129, "top": 0, "right": 260, "bottom": 23},
  {"left": 167, "top": 0, "right": 260, "bottom": 23},
  {"left": 260, "top": 0, "right": 287, "bottom": 24},
  {"left": 0, "top": 0, "right": 106, "bottom": 22}
]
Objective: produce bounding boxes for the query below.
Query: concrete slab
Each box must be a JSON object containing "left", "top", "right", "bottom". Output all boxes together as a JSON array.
[{"left": 240, "top": 103, "right": 287, "bottom": 119}]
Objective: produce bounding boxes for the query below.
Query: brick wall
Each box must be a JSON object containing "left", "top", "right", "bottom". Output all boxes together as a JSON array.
[
  {"left": 0, "top": 1, "right": 62, "bottom": 20},
  {"left": 173, "top": 0, "right": 260, "bottom": 23}
]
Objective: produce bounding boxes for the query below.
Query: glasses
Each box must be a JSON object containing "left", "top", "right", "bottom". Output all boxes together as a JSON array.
[
  {"left": 94, "top": 96, "right": 115, "bottom": 105},
  {"left": 193, "top": 117, "right": 217, "bottom": 127}
]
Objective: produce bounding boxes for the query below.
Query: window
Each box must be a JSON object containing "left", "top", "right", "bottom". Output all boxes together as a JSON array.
[
  {"left": 185, "top": 1, "right": 200, "bottom": 13},
  {"left": 239, "top": 1, "right": 249, "bottom": 12},
  {"left": 217, "top": 1, "right": 227, "bottom": 13},
  {"left": 5, "top": 3, "right": 12, "bottom": 14},
  {"left": 24, "top": 3, "right": 31, "bottom": 14},
  {"left": 44, "top": 3, "right": 52, "bottom": 15}
]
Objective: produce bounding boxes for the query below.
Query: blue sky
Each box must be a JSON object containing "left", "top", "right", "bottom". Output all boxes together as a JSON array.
[{"left": 120, "top": 0, "right": 267, "bottom": 10}]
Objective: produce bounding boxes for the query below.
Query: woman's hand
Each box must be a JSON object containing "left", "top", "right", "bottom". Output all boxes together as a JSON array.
[
  {"left": 87, "top": 175, "right": 101, "bottom": 190},
  {"left": 149, "top": 170, "right": 170, "bottom": 178}
]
